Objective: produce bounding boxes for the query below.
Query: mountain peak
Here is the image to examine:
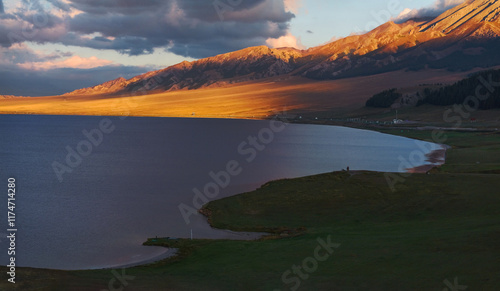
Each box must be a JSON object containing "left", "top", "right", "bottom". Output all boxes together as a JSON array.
[
  {"left": 64, "top": 76, "right": 128, "bottom": 96},
  {"left": 64, "top": 0, "right": 500, "bottom": 97},
  {"left": 420, "top": 0, "right": 500, "bottom": 34}
]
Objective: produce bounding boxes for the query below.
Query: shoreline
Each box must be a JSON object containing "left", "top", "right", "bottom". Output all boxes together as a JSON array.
[
  {"left": 2, "top": 112, "right": 498, "bottom": 131},
  {"left": 93, "top": 248, "right": 179, "bottom": 270},
  {"left": 2, "top": 113, "right": 454, "bottom": 272},
  {"left": 407, "top": 144, "right": 449, "bottom": 173}
]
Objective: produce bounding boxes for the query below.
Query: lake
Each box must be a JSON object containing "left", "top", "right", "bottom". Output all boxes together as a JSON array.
[{"left": 0, "top": 115, "right": 441, "bottom": 270}]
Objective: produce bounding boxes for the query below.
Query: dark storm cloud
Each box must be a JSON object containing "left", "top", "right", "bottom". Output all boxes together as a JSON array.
[
  {"left": 68, "top": 0, "right": 167, "bottom": 15},
  {"left": 0, "top": 5, "right": 67, "bottom": 48},
  {"left": 178, "top": 0, "right": 293, "bottom": 23},
  {"left": 0, "top": 0, "right": 295, "bottom": 58},
  {"left": 64, "top": 0, "right": 294, "bottom": 58}
]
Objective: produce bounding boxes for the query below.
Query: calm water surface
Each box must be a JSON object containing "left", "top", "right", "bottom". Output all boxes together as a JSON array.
[{"left": 0, "top": 115, "right": 440, "bottom": 270}]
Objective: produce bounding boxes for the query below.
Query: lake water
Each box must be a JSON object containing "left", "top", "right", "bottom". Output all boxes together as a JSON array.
[{"left": 0, "top": 115, "right": 441, "bottom": 270}]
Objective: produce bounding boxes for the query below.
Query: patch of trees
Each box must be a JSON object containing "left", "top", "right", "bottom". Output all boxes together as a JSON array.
[
  {"left": 418, "top": 69, "right": 500, "bottom": 109},
  {"left": 365, "top": 88, "right": 401, "bottom": 108}
]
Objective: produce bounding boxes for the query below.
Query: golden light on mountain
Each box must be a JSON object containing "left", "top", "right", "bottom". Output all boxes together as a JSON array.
[{"left": 2, "top": 0, "right": 500, "bottom": 117}]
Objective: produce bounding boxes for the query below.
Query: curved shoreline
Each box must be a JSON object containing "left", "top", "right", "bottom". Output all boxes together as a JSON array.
[
  {"left": 97, "top": 248, "right": 179, "bottom": 270},
  {"left": 407, "top": 144, "right": 449, "bottom": 173},
  {"left": 4, "top": 115, "right": 452, "bottom": 271}
]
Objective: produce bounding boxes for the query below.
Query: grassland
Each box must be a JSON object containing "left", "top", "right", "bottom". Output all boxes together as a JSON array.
[
  {"left": 0, "top": 69, "right": 474, "bottom": 119},
  {"left": 1, "top": 130, "right": 499, "bottom": 291}
]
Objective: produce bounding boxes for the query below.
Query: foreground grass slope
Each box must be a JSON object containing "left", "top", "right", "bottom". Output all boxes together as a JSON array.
[
  {"left": 1, "top": 131, "right": 499, "bottom": 290},
  {"left": 201, "top": 171, "right": 500, "bottom": 290}
]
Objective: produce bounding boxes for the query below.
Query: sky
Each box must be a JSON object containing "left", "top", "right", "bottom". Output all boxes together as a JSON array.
[{"left": 0, "top": 0, "right": 466, "bottom": 96}]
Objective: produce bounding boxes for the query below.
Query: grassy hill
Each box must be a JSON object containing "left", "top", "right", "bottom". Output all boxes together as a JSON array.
[{"left": 0, "top": 69, "right": 478, "bottom": 119}]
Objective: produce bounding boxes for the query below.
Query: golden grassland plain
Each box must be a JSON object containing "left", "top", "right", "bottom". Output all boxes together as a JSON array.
[{"left": 0, "top": 69, "right": 479, "bottom": 119}]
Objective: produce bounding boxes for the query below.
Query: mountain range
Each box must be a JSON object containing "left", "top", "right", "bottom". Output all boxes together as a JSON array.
[{"left": 66, "top": 0, "right": 500, "bottom": 97}]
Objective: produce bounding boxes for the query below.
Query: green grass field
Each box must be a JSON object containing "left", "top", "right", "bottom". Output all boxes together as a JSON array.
[{"left": 2, "top": 131, "right": 499, "bottom": 290}]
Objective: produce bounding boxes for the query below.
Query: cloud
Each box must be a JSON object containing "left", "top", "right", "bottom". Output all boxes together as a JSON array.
[
  {"left": 0, "top": 2, "right": 69, "bottom": 47},
  {"left": 0, "top": 43, "right": 112, "bottom": 70},
  {"left": 395, "top": 0, "right": 467, "bottom": 22},
  {"left": 0, "top": 46, "right": 149, "bottom": 96},
  {"left": 0, "top": 43, "right": 144, "bottom": 96},
  {"left": 0, "top": 43, "right": 56, "bottom": 65},
  {"left": 0, "top": 64, "right": 150, "bottom": 96},
  {"left": 18, "top": 55, "right": 114, "bottom": 70},
  {"left": 46, "top": 0, "right": 72, "bottom": 12},
  {"left": 64, "top": 0, "right": 295, "bottom": 58},
  {"left": 266, "top": 32, "right": 305, "bottom": 49},
  {"left": 284, "top": 0, "right": 302, "bottom": 14},
  {"left": 0, "top": 0, "right": 296, "bottom": 59}
]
